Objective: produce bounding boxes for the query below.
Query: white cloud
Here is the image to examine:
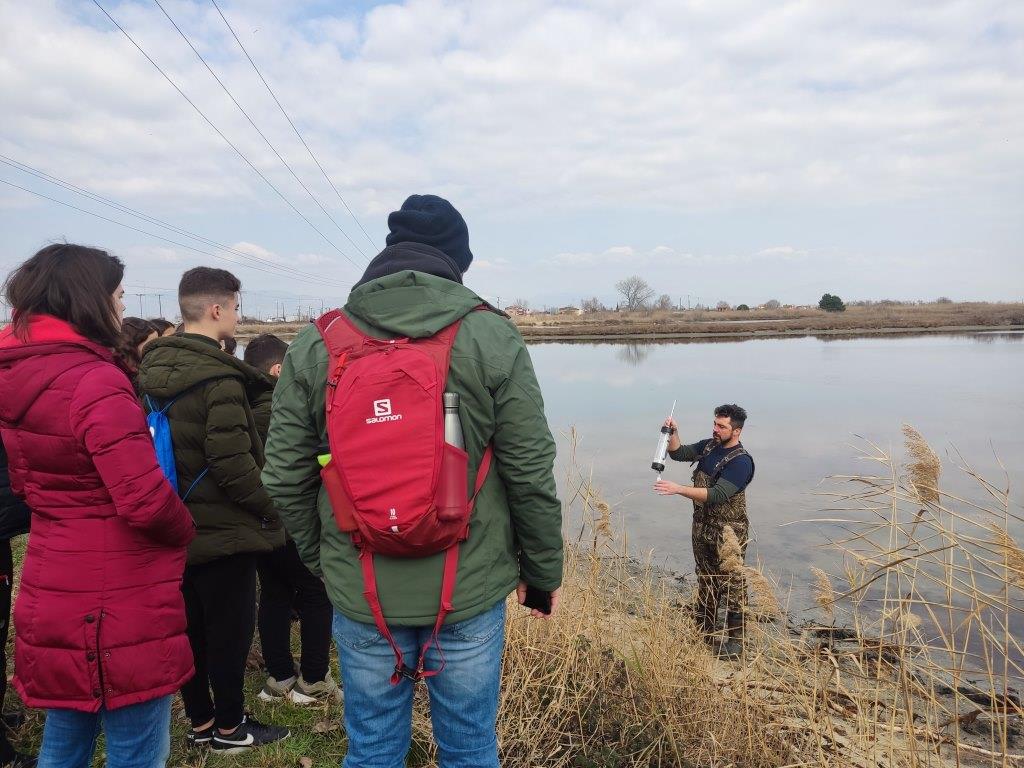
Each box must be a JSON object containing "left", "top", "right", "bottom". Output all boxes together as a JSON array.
[
  {"left": 0, "top": 0, "right": 1021, "bottom": 302},
  {"left": 230, "top": 241, "right": 282, "bottom": 263},
  {"left": 2, "top": 0, "right": 1020, "bottom": 214}
]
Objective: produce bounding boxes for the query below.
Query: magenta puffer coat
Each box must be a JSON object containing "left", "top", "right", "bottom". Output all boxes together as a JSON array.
[{"left": 0, "top": 315, "right": 195, "bottom": 712}]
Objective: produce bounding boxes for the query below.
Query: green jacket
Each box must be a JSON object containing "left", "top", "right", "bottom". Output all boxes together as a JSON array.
[
  {"left": 138, "top": 334, "right": 284, "bottom": 566},
  {"left": 262, "top": 271, "right": 564, "bottom": 626},
  {"left": 248, "top": 376, "right": 275, "bottom": 445}
]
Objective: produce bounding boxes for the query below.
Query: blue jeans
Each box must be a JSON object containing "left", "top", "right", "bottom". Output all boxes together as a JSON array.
[
  {"left": 333, "top": 600, "right": 506, "bottom": 768},
  {"left": 38, "top": 695, "right": 172, "bottom": 768}
]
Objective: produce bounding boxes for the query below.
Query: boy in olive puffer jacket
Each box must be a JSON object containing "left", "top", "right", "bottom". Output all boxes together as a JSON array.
[{"left": 137, "top": 268, "right": 288, "bottom": 754}]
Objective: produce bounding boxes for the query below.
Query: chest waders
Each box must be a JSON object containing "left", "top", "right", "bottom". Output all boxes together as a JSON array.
[{"left": 690, "top": 443, "right": 753, "bottom": 647}]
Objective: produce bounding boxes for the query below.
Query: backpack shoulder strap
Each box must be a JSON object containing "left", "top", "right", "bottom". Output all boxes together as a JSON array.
[
  {"left": 710, "top": 446, "right": 753, "bottom": 484},
  {"left": 144, "top": 376, "right": 234, "bottom": 415},
  {"left": 691, "top": 439, "right": 717, "bottom": 467}
]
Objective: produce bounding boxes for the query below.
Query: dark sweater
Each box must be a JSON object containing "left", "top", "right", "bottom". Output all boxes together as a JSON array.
[
  {"left": 669, "top": 439, "right": 754, "bottom": 507},
  {"left": 0, "top": 439, "right": 29, "bottom": 541}
]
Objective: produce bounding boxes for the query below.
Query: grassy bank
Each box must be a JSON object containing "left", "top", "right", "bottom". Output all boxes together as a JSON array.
[
  {"left": 4, "top": 428, "right": 1022, "bottom": 766},
  {"left": 236, "top": 302, "right": 1024, "bottom": 343},
  {"left": 513, "top": 302, "right": 1024, "bottom": 341}
]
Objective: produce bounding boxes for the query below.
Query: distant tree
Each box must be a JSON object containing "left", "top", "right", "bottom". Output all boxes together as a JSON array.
[
  {"left": 819, "top": 293, "right": 846, "bottom": 312},
  {"left": 764, "top": 299, "right": 781, "bottom": 310},
  {"left": 654, "top": 294, "right": 674, "bottom": 311},
  {"left": 513, "top": 298, "right": 530, "bottom": 311},
  {"left": 581, "top": 297, "right": 606, "bottom": 313},
  {"left": 936, "top": 296, "right": 953, "bottom": 304},
  {"left": 736, "top": 304, "right": 750, "bottom": 311},
  {"left": 716, "top": 301, "right": 731, "bottom": 311},
  {"left": 615, "top": 275, "right": 655, "bottom": 311}
]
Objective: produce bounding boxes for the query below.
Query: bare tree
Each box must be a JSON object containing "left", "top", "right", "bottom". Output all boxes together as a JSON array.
[
  {"left": 581, "top": 297, "right": 606, "bottom": 313},
  {"left": 615, "top": 276, "right": 655, "bottom": 311},
  {"left": 654, "top": 294, "right": 673, "bottom": 311},
  {"left": 512, "top": 298, "right": 530, "bottom": 311},
  {"left": 716, "top": 300, "right": 731, "bottom": 311},
  {"left": 764, "top": 299, "right": 781, "bottom": 310}
]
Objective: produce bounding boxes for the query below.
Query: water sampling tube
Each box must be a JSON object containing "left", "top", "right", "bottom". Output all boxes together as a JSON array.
[{"left": 651, "top": 400, "right": 677, "bottom": 479}]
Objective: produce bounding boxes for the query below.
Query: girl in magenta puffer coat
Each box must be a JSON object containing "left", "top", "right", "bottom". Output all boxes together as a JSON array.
[{"left": 0, "top": 245, "right": 195, "bottom": 768}]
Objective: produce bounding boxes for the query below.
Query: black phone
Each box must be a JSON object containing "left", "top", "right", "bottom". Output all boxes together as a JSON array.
[{"left": 523, "top": 585, "right": 552, "bottom": 615}]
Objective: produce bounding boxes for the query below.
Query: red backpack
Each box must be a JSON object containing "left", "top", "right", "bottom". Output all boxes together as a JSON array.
[{"left": 315, "top": 309, "right": 493, "bottom": 684}]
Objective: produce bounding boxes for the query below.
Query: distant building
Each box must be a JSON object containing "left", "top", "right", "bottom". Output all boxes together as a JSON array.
[
  {"left": 505, "top": 304, "right": 531, "bottom": 316},
  {"left": 558, "top": 306, "right": 583, "bottom": 316}
]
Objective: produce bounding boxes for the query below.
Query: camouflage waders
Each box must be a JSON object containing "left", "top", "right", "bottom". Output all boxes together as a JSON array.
[{"left": 691, "top": 444, "right": 752, "bottom": 638}]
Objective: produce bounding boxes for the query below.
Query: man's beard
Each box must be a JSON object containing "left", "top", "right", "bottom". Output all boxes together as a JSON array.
[{"left": 712, "top": 434, "right": 723, "bottom": 444}]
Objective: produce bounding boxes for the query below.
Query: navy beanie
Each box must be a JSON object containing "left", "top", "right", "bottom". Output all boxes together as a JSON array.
[{"left": 386, "top": 195, "right": 473, "bottom": 273}]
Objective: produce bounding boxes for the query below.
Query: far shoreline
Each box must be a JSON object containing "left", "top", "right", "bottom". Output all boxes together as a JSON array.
[
  {"left": 234, "top": 302, "right": 1024, "bottom": 344},
  {"left": 519, "top": 323, "right": 1024, "bottom": 344}
]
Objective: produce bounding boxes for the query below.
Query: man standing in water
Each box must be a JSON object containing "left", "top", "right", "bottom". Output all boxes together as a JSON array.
[{"left": 654, "top": 404, "right": 754, "bottom": 658}]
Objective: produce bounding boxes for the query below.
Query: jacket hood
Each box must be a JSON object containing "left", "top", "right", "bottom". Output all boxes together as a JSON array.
[
  {"left": 0, "top": 316, "right": 114, "bottom": 424},
  {"left": 137, "top": 334, "right": 273, "bottom": 399},
  {"left": 345, "top": 266, "right": 489, "bottom": 339},
  {"left": 353, "top": 242, "right": 463, "bottom": 290}
]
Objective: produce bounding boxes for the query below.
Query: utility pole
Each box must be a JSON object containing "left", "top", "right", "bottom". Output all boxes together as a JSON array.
[
  {"left": 157, "top": 294, "right": 163, "bottom": 318},
  {"left": 134, "top": 293, "right": 145, "bottom": 315}
]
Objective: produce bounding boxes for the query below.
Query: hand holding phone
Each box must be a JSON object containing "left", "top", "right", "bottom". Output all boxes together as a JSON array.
[
  {"left": 517, "top": 581, "right": 558, "bottom": 618},
  {"left": 523, "top": 585, "right": 552, "bottom": 615}
]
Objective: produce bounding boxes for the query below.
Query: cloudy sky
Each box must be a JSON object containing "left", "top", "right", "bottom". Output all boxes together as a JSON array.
[{"left": 1, "top": 0, "right": 1021, "bottom": 318}]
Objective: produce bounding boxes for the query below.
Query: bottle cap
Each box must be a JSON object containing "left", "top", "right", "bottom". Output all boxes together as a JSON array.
[{"left": 443, "top": 392, "right": 460, "bottom": 409}]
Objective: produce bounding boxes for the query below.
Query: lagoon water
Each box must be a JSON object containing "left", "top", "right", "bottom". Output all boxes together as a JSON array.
[{"left": 529, "top": 332, "right": 1024, "bottom": 617}]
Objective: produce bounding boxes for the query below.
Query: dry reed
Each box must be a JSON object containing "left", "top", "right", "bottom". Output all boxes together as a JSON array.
[
  {"left": 903, "top": 423, "right": 941, "bottom": 504},
  {"left": 404, "top": 427, "right": 1022, "bottom": 767}
]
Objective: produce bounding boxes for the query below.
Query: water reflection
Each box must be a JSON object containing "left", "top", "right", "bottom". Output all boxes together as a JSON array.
[
  {"left": 615, "top": 344, "right": 653, "bottom": 366},
  {"left": 528, "top": 332, "right": 1024, "bottom": 595}
]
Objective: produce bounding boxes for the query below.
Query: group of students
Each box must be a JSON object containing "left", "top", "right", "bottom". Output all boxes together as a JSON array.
[
  {"left": 0, "top": 250, "right": 338, "bottom": 765},
  {"left": 0, "top": 194, "right": 566, "bottom": 768}
]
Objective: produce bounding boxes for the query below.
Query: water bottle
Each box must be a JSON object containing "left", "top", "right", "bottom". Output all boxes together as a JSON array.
[
  {"left": 437, "top": 392, "right": 469, "bottom": 522},
  {"left": 443, "top": 392, "right": 465, "bottom": 450}
]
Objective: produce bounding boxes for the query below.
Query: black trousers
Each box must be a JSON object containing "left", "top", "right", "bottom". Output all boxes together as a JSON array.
[
  {"left": 256, "top": 540, "right": 331, "bottom": 684},
  {"left": 0, "top": 539, "right": 16, "bottom": 762},
  {"left": 180, "top": 553, "right": 257, "bottom": 730}
]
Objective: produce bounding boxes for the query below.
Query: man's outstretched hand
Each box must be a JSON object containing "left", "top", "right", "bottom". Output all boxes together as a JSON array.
[
  {"left": 654, "top": 479, "right": 686, "bottom": 496},
  {"left": 516, "top": 581, "right": 561, "bottom": 619}
]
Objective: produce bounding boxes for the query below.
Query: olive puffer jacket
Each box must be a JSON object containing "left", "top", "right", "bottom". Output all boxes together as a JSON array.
[{"left": 137, "top": 334, "right": 284, "bottom": 566}]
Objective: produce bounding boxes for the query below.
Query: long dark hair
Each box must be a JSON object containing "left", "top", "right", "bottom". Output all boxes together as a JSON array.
[
  {"left": 114, "top": 317, "right": 156, "bottom": 373},
  {"left": 3, "top": 244, "right": 125, "bottom": 347}
]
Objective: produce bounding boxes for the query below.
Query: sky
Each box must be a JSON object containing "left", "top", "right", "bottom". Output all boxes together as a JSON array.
[{"left": 1, "top": 0, "right": 1022, "bottom": 319}]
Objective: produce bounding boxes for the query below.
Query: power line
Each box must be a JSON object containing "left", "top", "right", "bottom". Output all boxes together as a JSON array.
[
  {"left": 89, "top": 0, "right": 361, "bottom": 270},
  {"left": 211, "top": 0, "right": 377, "bottom": 251},
  {"left": 152, "top": 0, "right": 368, "bottom": 261},
  {"left": 0, "top": 177, "right": 350, "bottom": 289},
  {"left": 0, "top": 154, "right": 351, "bottom": 288}
]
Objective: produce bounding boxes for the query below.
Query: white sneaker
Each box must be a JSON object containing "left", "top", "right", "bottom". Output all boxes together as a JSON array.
[
  {"left": 257, "top": 674, "right": 296, "bottom": 702},
  {"left": 289, "top": 674, "right": 343, "bottom": 705}
]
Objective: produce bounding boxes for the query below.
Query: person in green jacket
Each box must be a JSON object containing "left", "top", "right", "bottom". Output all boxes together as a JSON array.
[
  {"left": 262, "top": 195, "right": 564, "bottom": 768},
  {"left": 137, "top": 267, "right": 288, "bottom": 754},
  {"left": 243, "top": 334, "right": 339, "bottom": 707}
]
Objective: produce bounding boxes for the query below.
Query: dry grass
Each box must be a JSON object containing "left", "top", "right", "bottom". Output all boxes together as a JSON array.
[
  {"left": 5, "top": 427, "right": 1022, "bottom": 766},
  {"left": 405, "top": 427, "right": 1023, "bottom": 767},
  {"left": 235, "top": 303, "right": 1024, "bottom": 343},
  {"left": 511, "top": 302, "right": 1024, "bottom": 340},
  {"left": 903, "top": 424, "right": 942, "bottom": 505}
]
